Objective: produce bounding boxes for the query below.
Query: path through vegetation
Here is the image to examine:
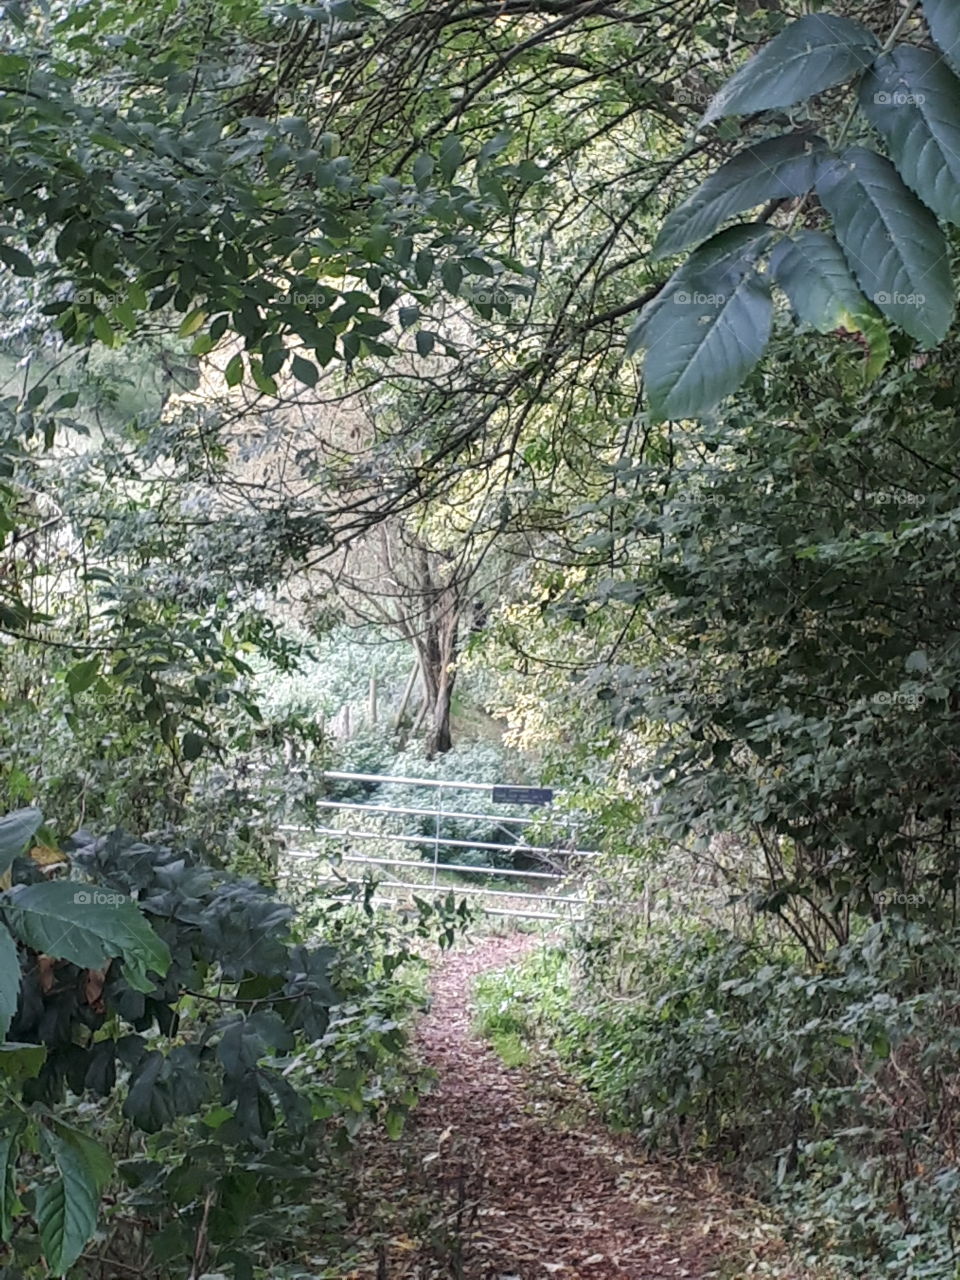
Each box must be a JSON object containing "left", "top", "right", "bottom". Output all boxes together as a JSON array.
[{"left": 360, "top": 936, "right": 777, "bottom": 1280}]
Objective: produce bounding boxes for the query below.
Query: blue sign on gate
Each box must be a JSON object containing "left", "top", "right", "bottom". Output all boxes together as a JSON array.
[{"left": 491, "top": 785, "right": 553, "bottom": 806}]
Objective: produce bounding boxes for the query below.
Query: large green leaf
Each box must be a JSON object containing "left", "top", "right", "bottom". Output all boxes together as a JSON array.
[
  {"left": 816, "top": 147, "right": 954, "bottom": 346},
  {"left": 0, "top": 1043, "right": 46, "bottom": 1086},
  {"left": 0, "top": 1119, "right": 24, "bottom": 1241},
  {"left": 860, "top": 47, "right": 960, "bottom": 226},
  {"left": 37, "top": 1123, "right": 113, "bottom": 1276},
  {"left": 924, "top": 0, "right": 960, "bottom": 79},
  {"left": 123, "top": 1046, "right": 209, "bottom": 1133},
  {"left": 65, "top": 656, "right": 100, "bottom": 696},
  {"left": 634, "top": 226, "right": 774, "bottom": 422},
  {"left": 653, "top": 134, "right": 825, "bottom": 260},
  {"left": 702, "top": 15, "right": 879, "bottom": 125},
  {"left": 770, "top": 230, "right": 890, "bottom": 379},
  {"left": 631, "top": 222, "right": 774, "bottom": 352},
  {"left": 0, "top": 924, "right": 19, "bottom": 1040},
  {"left": 0, "top": 808, "right": 43, "bottom": 876},
  {"left": 3, "top": 880, "right": 170, "bottom": 994}
]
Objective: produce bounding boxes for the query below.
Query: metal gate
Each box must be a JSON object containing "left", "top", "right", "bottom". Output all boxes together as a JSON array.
[{"left": 280, "top": 770, "right": 599, "bottom": 922}]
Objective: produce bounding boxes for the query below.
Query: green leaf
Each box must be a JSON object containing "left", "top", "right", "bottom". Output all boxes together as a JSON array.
[
  {"left": 441, "top": 260, "right": 463, "bottom": 294},
  {"left": 0, "top": 1120, "right": 24, "bottom": 1241},
  {"left": 0, "top": 1042, "right": 46, "bottom": 1086},
  {"left": 3, "top": 879, "right": 170, "bottom": 994},
  {"left": 124, "top": 1046, "right": 208, "bottom": 1132},
  {"left": 924, "top": 0, "right": 960, "bottom": 78},
  {"left": 181, "top": 730, "right": 204, "bottom": 762},
  {"left": 770, "top": 230, "right": 890, "bottom": 380},
  {"left": 0, "top": 808, "right": 43, "bottom": 876},
  {"left": 0, "top": 245, "right": 34, "bottom": 277},
  {"left": 478, "top": 128, "right": 512, "bottom": 166},
  {"left": 224, "top": 353, "right": 244, "bottom": 387},
  {"left": 860, "top": 47, "right": 960, "bottom": 226},
  {"left": 702, "top": 15, "right": 879, "bottom": 124},
  {"left": 654, "top": 134, "right": 825, "bottom": 259},
  {"left": 65, "top": 656, "right": 100, "bottom": 695},
  {"left": 905, "top": 649, "right": 929, "bottom": 673},
  {"left": 771, "top": 230, "right": 870, "bottom": 330},
  {"left": 0, "top": 925, "right": 19, "bottom": 1040},
  {"left": 398, "top": 305, "right": 419, "bottom": 330},
  {"left": 92, "top": 313, "right": 115, "bottom": 347},
  {"left": 415, "top": 330, "right": 436, "bottom": 357},
  {"left": 249, "top": 360, "right": 278, "bottom": 396},
  {"left": 438, "top": 134, "right": 464, "bottom": 182},
  {"left": 631, "top": 221, "right": 773, "bottom": 354},
  {"left": 816, "top": 147, "right": 954, "bottom": 346},
  {"left": 637, "top": 227, "right": 774, "bottom": 422},
  {"left": 177, "top": 308, "right": 206, "bottom": 337},
  {"left": 414, "top": 250, "right": 434, "bottom": 287},
  {"left": 291, "top": 354, "right": 318, "bottom": 386},
  {"left": 37, "top": 1123, "right": 112, "bottom": 1276},
  {"left": 412, "top": 152, "right": 433, "bottom": 188},
  {"left": 191, "top": 333, "right": 215, "bottom": 356}
]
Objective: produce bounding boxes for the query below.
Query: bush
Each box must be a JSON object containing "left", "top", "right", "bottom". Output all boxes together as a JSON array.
[
  {"left": 477, "top": 921, "right": 960, "bottom": 1280},
  {"left": 0, "top": 814, "right": 459, "bottom": 1278}
]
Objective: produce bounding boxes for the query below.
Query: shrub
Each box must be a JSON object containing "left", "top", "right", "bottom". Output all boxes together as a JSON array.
[
  {"left": 477, "top": 920, "right": 960, "bottom": 1279},
  {"left": 0, "top": 812, "right": 459, "bottom": 1278}
]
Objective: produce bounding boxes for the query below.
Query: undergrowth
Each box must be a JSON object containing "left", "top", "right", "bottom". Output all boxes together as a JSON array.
[{"left": 474, "top": 923, "right": 960, "bottom": 1280}]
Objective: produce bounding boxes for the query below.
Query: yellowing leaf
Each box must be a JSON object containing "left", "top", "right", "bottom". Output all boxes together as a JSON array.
[{"left": 178, "top": 308, "right": 207, "bottom": 337}]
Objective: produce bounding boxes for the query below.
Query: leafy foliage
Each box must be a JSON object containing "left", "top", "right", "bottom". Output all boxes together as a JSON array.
[
  {"left": 633, "top": 4, "right": 960, "bottom": 419},
  {"left": 0, "top": 814, "right": 460, "bottom": 1276},
  {"left": 480, "top": 917, "right": 960, "bottom": 1280}
]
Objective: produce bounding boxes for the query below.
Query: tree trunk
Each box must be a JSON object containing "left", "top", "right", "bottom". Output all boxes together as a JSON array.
[{"left": 415, "top": 573, "right": 460, "bottom": 757}]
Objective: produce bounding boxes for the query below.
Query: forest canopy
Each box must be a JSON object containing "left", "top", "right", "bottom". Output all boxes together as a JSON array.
[{"left": 3, "top": 0, "right": 960, "bottom": 1277}]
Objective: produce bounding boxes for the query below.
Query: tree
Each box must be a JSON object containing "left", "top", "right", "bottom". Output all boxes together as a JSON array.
[{"left": 323, "top": 521, "right": 474, "bottom": 755}]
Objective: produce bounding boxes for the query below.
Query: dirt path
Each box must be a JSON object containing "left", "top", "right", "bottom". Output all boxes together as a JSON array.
[{"left": 395, "top": 935, "right": 749, "bottom": 1280}]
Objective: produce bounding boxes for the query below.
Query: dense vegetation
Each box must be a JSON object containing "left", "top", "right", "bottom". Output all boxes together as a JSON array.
[{"left": 4, "top": 0, "right": 960, "bottom": 1276}]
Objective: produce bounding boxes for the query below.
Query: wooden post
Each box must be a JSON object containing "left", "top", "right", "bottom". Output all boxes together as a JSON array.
[
  {"left": 393, "top": 661, "right": 419, "bottom": 729},
  {"left": 368, "top": 675, "right": 378, "bottom": 726},
  {"left": 411, "top": 695, "right": 428, "bottom": 735}
]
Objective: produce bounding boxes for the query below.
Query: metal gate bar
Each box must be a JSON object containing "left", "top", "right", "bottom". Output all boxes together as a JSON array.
[
  {"left": 365, "top": 897, "right": 578, "bottom": 922},
  {"left": 305, "top": 800, "right": 538, "bottom": 826},
  {"left": 281, "top": 769, "right": 593, "bottom": 922},
  {"left": 370, "top": 878, "right": 598, "bottom": 905},
  {"left": 296, "top": 826, "right": 597, "bottom": 859},
  {"left": 286, "top": 851, "right": 565, "bottom": 881},
  {"left": 321, "top": 770, "right": 497, "bottom": 791}
]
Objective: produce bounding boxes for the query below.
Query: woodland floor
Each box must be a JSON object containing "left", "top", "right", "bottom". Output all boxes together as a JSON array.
[{"left": 346, "top": 935, "right": 808, "bottom": 1280}]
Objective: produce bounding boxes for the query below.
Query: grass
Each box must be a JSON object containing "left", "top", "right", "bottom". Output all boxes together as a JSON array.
[{"left": 486, "top": 1028, "right": 531, "bottom": 1067}]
